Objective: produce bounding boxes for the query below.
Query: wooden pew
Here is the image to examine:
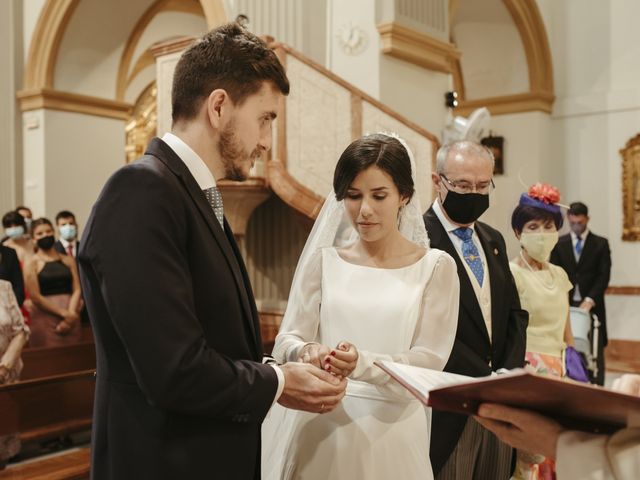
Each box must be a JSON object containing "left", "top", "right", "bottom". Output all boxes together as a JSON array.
[
  {"left": 0, "top": 447, "right": 90, "bottom": 480},
  {"left": 0, "top": 370, "right": 95, "bottom": 444},
  {"left": 20, "top": 342, "right": 96, "bottom": 381}
]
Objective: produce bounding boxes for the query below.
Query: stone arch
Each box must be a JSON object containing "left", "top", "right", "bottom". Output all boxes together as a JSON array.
[
  {"left": 451, "top": 0, "right": 554, "bottom": 115},
  {"left": 22, "top": 0, "right": 227, "bottom": 93}
]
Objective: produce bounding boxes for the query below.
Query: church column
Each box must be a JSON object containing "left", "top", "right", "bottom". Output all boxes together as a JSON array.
[{"left": 0, "top": 0, "right": 24, "bottom": 214}]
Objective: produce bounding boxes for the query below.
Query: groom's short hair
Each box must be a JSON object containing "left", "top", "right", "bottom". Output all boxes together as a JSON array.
[{"left": 171, "top": 22, "right": 289, "bottom": 124}]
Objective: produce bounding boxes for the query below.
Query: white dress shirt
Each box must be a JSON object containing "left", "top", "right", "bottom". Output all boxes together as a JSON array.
[
  {"left": 569, "top": 228, "right": 594, "bottom": 305},
  {"left": 59, "top": 237, "right": 77, "bottom": 257},
  {"left": 161, "top": 132, "right": 285, "bottom": 404},
  {"left": 433, "top": 199, "right": 493, "bottom": 341}
]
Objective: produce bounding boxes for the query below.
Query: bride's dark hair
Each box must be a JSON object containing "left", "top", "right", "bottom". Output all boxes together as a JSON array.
[{"left": 333, "top": 134, "right": 414, "bottom": 201}]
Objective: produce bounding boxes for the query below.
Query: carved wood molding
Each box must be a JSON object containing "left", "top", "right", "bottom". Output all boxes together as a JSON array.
[
  {"left": 267, "top": 160, "right": 324, "bottom": 221},
  {"left": 376, "top": 21, "right": 461, "bottom": 73},
  {"left": 454, "top": 91, "right": 555, "bottom": 116},
  {"left": 17, "top": 88, "right": 132, "bottom": 120},
  {"left": 606, "top": 286, "right": 640, "bottom": 296},
  {"left": 218, "top": 179, "right": 272, "bottom": 236},
  {"left": 605, "top": 339, "right": 640, "bottom": 374}
]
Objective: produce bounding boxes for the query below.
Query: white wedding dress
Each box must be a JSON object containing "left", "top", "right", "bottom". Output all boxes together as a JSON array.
[{"left": 261, "top": 246, "right": 459, "bottom": 479}]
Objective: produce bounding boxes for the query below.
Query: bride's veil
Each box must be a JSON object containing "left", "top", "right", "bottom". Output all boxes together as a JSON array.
[{"left": 290, "top": 132, "right": 430, "bottom": 288}]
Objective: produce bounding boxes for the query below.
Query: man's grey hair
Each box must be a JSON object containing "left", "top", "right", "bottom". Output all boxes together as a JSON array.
[{"left": 435, "top": 140, "right": 495, "bottom": 174}]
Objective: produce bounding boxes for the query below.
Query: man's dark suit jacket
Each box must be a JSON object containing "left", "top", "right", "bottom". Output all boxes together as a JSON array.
[
  {"left": 0, "top": 245, "right": 24, "bottom": 306},
  {"left": 550, "top": 233, "right": 611, "bottom": 344},
  {"left": 423, "top": 207, "right": 528, "bottom": 474},
  {"left": 78, "top": 138, "right": 278, "bottom": 480}
]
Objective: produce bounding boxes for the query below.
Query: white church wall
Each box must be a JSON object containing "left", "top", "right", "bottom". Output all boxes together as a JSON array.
[
  {"left": 544, "top": 0, "right": 640, "bottom": 341},
  {"left": 22, "top": 109, "right": 125, "bottom": 227}
]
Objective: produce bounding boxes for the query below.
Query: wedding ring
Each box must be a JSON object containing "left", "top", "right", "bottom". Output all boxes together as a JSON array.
[{"left": 320, "top": 403, "right": 325, "bottom": 413}]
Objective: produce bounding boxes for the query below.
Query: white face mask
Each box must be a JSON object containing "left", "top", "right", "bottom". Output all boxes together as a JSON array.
[
  {"left": 520, "top": 231, "right": 558, "bottom": 263},
  {"left": 59, "top": 224, "right": 77, "bottom": 241},
  {"left": 5, "top": 226, "right": 25, "bottom": 239}
]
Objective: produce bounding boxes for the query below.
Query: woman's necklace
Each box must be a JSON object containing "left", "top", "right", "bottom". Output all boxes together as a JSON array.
[{"left": 519, "top": 250, "right": 556, "bottom": 290}]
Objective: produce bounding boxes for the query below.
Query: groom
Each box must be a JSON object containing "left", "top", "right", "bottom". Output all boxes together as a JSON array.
[{"left": 78, "top": 23, "right": 346, "bottom": 480}]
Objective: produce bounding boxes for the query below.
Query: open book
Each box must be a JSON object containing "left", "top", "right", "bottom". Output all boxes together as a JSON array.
[{"left": 375, "top": 361, "right": 640, "bottom": 434}]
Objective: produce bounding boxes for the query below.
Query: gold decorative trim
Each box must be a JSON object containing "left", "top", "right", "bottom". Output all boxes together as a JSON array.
[
  {"left": 126, "top": 50, "right": 156, "bottom": 89},
  {"left": 607, "top": 286, "right": 640, "bottom": 295},
  {"left": 620, "top": 134, "right": 640, "bottom": 241},
  {"left": 376, "top": 22, "right": 461, "bottom": 74},
  {"left": 454, "top": 91, "right": 554, "bottom": 116},
  {"left": 149, "top": 36, "right": 198, "bottom": 58},
  {"left": 502, "top": 0, "right": 554, "bottom": 95},
  {"left": 17, "top": 89, "right": 132, "bottom": 120},
  {"left": 351, "top": 94, "right": 363, "bottom": 140},
  {"left": 198, "top": 0, "right": 228, "bottom": 28},
  {"left": 450, "top": 0, "right": 555, "bottom": 116},
  {"left": 116, "top": 0, "right": 204, "bottom": 100},
  {"left": 23, "top": 0, "right": 81, "bottom": 90}
]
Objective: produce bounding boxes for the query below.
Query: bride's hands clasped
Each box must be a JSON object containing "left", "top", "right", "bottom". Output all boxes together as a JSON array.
[{"left": 323, "top": 341, "right": 358, "bottom": 378}]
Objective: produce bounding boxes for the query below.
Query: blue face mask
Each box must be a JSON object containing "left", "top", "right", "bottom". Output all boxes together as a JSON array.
[
  {"left": 59, "top": 224, "right": 77, "bottom": 241},
  {"left": 5, "top": 226, "right": 25, "bottom": 239}
]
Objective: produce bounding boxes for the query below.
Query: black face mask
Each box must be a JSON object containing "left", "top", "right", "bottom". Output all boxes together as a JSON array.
[
  {"left": 441, "top": 190, "right": 490, "bottom": 225},
  {"left": 37, "top": 235, "right": 56, "bottom": 251}
]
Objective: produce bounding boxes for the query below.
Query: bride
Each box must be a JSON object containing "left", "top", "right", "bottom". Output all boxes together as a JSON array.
[{"left": 262, "top": 133, "right": 460, "bottom": 479}]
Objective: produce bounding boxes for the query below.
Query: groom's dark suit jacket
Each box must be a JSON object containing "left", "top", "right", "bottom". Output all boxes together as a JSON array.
[
  {"left": 78, "top": 138, "right": 277, "bottom": 480},
  {"left": 423, "top": 207, "right": 528, "bottom": 474}
]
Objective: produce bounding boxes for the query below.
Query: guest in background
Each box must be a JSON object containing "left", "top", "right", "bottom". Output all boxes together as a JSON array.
[
  {"left": 509, "top": 183, "right": 580, "bottom": 479},
  {"left": 15, "top": 206, "right": 33, "bottom": 232},
  {"left": 54, "top": 210, "right": 79, "bottom": 258},
  {"left": 424, "top": 141, "right": 528, "bottom": 480},
  {"left": 0, "top": 245, "right": 24, "bottom": 307},
  {"left": 23, "top": 218, "right": 82, "bottom": 346},
  {"left": 2, "top": 211, "right": 35, "bottom": 264},
  {"left": 0, "top": 279, "right": 29, "bottom": 469},
  {"left": 551, "top": 201, "right": 611, "bottom": 385}
]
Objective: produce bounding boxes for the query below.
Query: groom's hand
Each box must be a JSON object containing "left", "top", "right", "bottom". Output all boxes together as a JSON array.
[{"left": 278, "top": 362, "right": 347, "bottom": 414}]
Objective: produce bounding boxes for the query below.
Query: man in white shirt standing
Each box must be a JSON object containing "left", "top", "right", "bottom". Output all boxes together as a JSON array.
[{"left": 423, "top": 141, "right": 528, "bottom": 479}]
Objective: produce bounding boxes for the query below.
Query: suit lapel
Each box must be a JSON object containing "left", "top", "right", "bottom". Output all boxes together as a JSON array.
[
  {"left": 424, "top": 208, "right": 490, "bottom": 343},
  {"left": 577, "top": 233, "right": 594, "bottom": 268},
  {"left": 561, "top": 236, "right": 577, "bottom": 269},
  {"left": 145, "top": 138, "right": 260, "bottom": 355}
]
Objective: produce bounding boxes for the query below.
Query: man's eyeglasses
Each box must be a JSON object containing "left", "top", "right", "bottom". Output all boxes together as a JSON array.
[{"left": 440, "top": 174, "right": 495, "bottom": 195}]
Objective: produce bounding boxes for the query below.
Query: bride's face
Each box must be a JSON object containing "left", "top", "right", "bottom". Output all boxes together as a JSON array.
[{"left": 344, "top": 166, "right": 406, "bottom": 242}]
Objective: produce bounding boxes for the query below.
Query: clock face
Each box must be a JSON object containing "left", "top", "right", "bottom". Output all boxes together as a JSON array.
[{"left": 336, "top": 24, "right": 366, "bottom": 55}]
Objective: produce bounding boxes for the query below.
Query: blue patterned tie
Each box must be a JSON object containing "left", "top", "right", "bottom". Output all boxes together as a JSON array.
[
  {"left": 575, "top": 235, "right": 583, "bottom": 256},
  {"left": 453, "top": 227, "right": 484, "bottom": 286},
  {"left": 203, "top": 187, "right": 224, "bottom": 228}
]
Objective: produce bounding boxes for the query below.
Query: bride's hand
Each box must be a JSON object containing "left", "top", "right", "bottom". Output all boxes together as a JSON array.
[
  {"left": 323, "top": 341, "right": 358, "bottom": 378},
  {"left": 298, "top": 343, "right": 332, "bottom": 369}
]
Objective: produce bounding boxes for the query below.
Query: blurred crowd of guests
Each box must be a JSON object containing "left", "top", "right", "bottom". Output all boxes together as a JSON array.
[{"left": 0, "top": 206, "right": 86, "bottom": 464}]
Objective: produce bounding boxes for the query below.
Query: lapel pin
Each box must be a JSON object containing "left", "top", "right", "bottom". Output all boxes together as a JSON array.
[{"left": 493, "top": 248, "right": 499, "bottom": 255}]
